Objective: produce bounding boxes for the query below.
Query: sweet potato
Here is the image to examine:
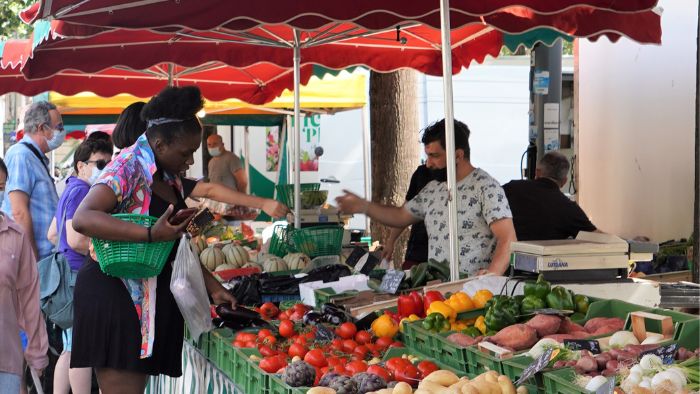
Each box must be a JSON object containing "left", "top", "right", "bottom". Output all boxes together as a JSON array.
[
  {"left": 526, "top": 314, "right": 562, "bottom": 337},
  {"left": 447, "top": 333, "right": 480, "bottom": 348},
  {"left": 584, "top": 317, "right": 624, "bottom": 333},
  {"left": 543, "top": 334, "right": 576, "bottom": 343},
  {"left": 592, "top": 325, "right": 619, "bottom": 336},
  {"left": 558, "top": 318, "right": 586, "bottom": 334},
  {"left": 570, "top": 331, "right": 591, "bottom": 339},
  {"left": 488, "top": 324, "right": 538, "bottom": 351}
]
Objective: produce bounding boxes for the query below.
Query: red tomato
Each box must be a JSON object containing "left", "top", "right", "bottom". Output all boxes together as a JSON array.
[
  {"left": 262, "top": 335, "right": 277, "bottom": 345},
  {"left": 279, "top": 320, "right": 296, "bottom": 338},
  {"left": 332, "top": 364, "right": 349, "bottom": 376},
  {"left": 341, "top": 339, "right": 358, "bottom": 353},
  {"left": 335, "top": 322, "right": 358, "bottom": 340},
  {"left": 364, "top": 343, "right": 380, "bottom": 357},
  {"left": 366, "top": 365, "right": 392, "bottom": 382},
  {"left": 303, "top": 349, "right": 328, "bottom": 368},
  {"left": 313, "top": 366, "right": 322, "bottom": 386},
  {"left": 385, "top": 357, "right": 411, "bottom": 373},
  {"left": 375, "top": 336, "right": 394, "bottom": 350},
  {"left": 293, "top": 335, "right": 308, "bottom": 346},
  {"left": 394, "top": 364, "right": 421, "bottom": 387},
  {"left": 327, "top": 356, "right": 343, "bottom": 368},
  {"left": 352, "top": 345, "right": 369, "bottom": 360},
  {"left": 259, "top": 356, "right": 283, "bottom": 373},
  {"left": 417, "top": 360, "right": 439, "bottom": 378},
  {"left": 260, "top": 302, "right": 280, "bottom": 319},
  {"left": 232, "top": 340, "right": 245, "bottom": 348},
  {"left": 293, "top": 303, "right": 309, "bottom": 314},
  {"left": 257, "top": 329, "right": 273, "bottom": 340},
  {"left": 354, "top": 330, "right": 372, "bottom": 345},
  {"left": 289, "top": 311, "right": 305, "bottom": 321},
  {"left": 331, "top": 339, "right": 344, "bottom": 352},
  {"left": 258, "top": 345, "right": 278, "bottom": 357},
  {"left": 389, "top": 341, "right": 404, "bottom": 348},
  {"left": 244, "top": 340, "right": 257, "bottom": 348},
  {"left": 288, "top": 343, "right": 308, "bottom": 359},
  {"left": 236, "top": 332, "right": 257, "bottom": 342},
  {"left": 346, "top": 360, "right": 368, "bottom": 375}
]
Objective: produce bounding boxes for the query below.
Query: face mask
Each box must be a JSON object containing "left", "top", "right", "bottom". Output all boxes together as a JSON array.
[
  {"left": 208, "top": 147, "right": 221, "bottom": 157},
  {"left": 46, "top": 126, "right": 67, "bottom": 151},
  {"left": 88, "top": 166, "right": 103, "bottom": 185},
  {"left": 0, "top": 191, "right": 4, "bottom": 205},
  {"left": 429, "top": 167, "right": 447, "bottom": 183}
]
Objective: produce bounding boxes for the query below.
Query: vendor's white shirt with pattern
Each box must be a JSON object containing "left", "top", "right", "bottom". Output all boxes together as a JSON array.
[{"left": 404, "top": 168, "right": 512, "bottom": 276}]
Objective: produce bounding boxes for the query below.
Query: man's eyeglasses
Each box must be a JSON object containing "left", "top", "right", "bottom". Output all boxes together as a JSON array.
[{"left": 86, "top": 160, "right": 109, "bottom": 170}]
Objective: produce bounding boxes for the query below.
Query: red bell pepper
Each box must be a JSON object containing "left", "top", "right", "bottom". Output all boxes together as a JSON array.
[
  {"left": 397, "top": 292, "right": 424, "bottom": 318},
  {"left": 423, "top": 290, "right": 445, "bottom": 313},
  {"left": 409, "top": 291, "right": 425, "bottom": 318},
  {"left": 383, "top": 310, "right": 402, "bottom": 324}
]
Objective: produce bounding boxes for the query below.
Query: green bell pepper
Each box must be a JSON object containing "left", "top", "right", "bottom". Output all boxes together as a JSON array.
[
  {"left": 422, "top": 312, "right": 447, "bottom": 333},
  {"left": 546, "top": 286, "right": 574, "bottom": 311},
  {"left": 484, "top": 297, "right": 518, "bottom": 331},
  {"left": 520, "top": 295, "right": 546, "bottom": 314},
  {"left": 523, "top": 274, "right": 551, "bottom": 300},
  {"left": 574, "top": 294, "right": 590, "bottom": 314},
  {"left": 463, "top": 326, "right": 482, "bottom": 338}
]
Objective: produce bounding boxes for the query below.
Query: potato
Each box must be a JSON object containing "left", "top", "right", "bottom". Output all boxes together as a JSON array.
[
  {"left": 307, "top": 388, "right": 336, "bottom": 394},
  {"left": 450, "top": 377, "right": 471, "bottom": 391},
  {"left": 419, "top": 380, "right": 451, "bottom": 392},
  {"left": 497, "top": 375, "right": 517, "bottom": 394},
  {"left": 483, "top": 371, "right": 499, "bottom": 384},
  {"left": 367, "top": 390, "right": 393, "bottom": 394},
  {"left": 468, "top": 381, "right": 502, "bottom": 394},
  {"left": 424, "top": 370, "right": 460, "bottom": 387},
  {"left": 516, "top": 387, "right": 529, "bottom": 394},
  {"left": 392, "top": 382, "right": 413, "bottom": 394},
  {"left": 461, "top": 384, "right": 480, "bottom": 394}
]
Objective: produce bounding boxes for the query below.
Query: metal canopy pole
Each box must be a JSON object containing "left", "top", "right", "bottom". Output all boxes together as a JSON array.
[
  {"left": 293, "top": 30, "right": 302, "bottom": 229},
  {"left": 439, "top": 0, "right": 460, "bottom": 282},
  {"left": 361, "top": 106, "right": 371, "bottom": 233},
  {"left": 244, "top": 126, "right": 251, "bottom": 194}
]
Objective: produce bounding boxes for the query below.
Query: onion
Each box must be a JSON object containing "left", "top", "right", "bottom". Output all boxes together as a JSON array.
[
  {"left": 639, "top": 354, "right": 663, "bottom": 373},
  {"left": 641, "top": 333, "right": 664, "bottom": 345},
  {"left": 651, "top": 370, "right": 685, "bottom": 393},
  {"left": 609, "top": 331, "right": 640, "bottom": 348},
  {"left": 630, "top": 365, "right": 644, "bottom": 377},
  {"left": 639, "top": 378, "right": 652, "bottom": 389},
  {"left": 527, "top": 338, "right": 561, "bottom": 359},
  {"left": 585, "top": 376, "right": 609, "bottom": 391}
]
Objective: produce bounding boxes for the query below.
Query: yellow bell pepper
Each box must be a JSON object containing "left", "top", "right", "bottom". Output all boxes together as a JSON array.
[
  {"left": 426, "top": 300, "right": 457, "bottom": 322},
  {"left": 371, "top": 314, "right": 399, "bottom": 338},
  {"left": 474, "top": 315, "right": 487, "bottom": 335},
  {"left": 472, "top": 289, "right": 494, "bottom": 309},
  {"left": 450, "top": 321, "right": 468, "bottom": 331},
  {"left": 445, "top": 292, "right": 475, "bottom": 313},
  {"left": 398, "top": 314, "right": 420, "bottom": 333}
]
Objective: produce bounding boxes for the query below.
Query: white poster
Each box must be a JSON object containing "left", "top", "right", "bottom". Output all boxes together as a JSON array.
[
  {"left": 543, "top": 103, "right": 560, "bottom": 129},
  {"left": 544, "top": 128, "right": 560, "bottom": 152}
]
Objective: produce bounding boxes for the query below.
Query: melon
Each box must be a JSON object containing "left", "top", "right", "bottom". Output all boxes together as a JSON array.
[
  {"left": 200, "top": 246, "right": 225, "bottom": 271},
  {"left": 283, "top": 253, "right": 311, "bottom": 271},
  {"left": 214, "top": 263, "right": 238, "bottom": 272},
  {"left": 222, "top": 244, "right": 249, "bottom": 268},
  {"left": 190, "top": 236, "right": 207, "bottom": 255},
  {"left": 262, "top": 255, "right": 288, "bottom": 272}
]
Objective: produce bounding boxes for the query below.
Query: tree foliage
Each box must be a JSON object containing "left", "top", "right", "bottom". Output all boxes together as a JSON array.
[{"left": 0, "top": 0, "right": 33, "bottom": 40}]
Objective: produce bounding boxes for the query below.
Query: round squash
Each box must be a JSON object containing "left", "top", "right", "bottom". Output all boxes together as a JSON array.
[
  {"left": 214, "top": 263, "right": 239, "bottom": 272},
  {"left": 262, "top": 256, "right": 288, "bottom": 272},
  {"left": 190, "top": 236, "right": 207, "bottom": 255},
  {"left": 200, "top": 246, "right": 225, "bottom": 271},
  {"left": 222, "top": 244, "right": 249, "bottom": 268},
  {"left": 283, "top": 253, "right": 311, "bottom": 271}
]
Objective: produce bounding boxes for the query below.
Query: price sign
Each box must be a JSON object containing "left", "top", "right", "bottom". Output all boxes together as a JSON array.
[
  {"left": 532, "top": 308, "right": 574, "bottom": 316},
  {"left": 595, "top": 377, "right": 615, "bottom": 394},
  {"left": 516, "top": 348, "right": 555, "bottom": 386},
  {"left": 379, "top": 269, "right": 405, "bottom": 294},
  {"left": 639, "top": 343, "right": 678, "bottom": 365},
  {"left": 564, "top": 339, "right": 602, "bottom": 354}
]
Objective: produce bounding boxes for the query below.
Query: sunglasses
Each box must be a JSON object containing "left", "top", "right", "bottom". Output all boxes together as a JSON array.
[{"left": 86, "top": 159, "right": 109, "bottom": 170}]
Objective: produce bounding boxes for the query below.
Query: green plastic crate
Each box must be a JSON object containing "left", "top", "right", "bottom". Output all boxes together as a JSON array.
[
  {"left": 213, "top": 329, "right": 236, "bottom": 373},
  {"left": 502, "top": 354, "right": 550, "bottom": 391},
  {"left": 542, "top": 368, "right": 587, "bottom": 394},
  {"left": 269, "top": 224, "right": 296, "bottom": 257},
  {"left": 290, "top": 225, "right": 344, "bottom": 258},
  {"left": 276, "top": 183, "right": 320, "bottom": 209},
  {"left": 268, "top": 373, "right": 307, "bottom": 394},
  {"left": 234, "top": 348, "right": 270, "bottom": 393},
  {"left": 675, "top": 318, "right": 699, "bottom": 350},
  {"left": 466, "top": 345, "right": 510, "bottom": 375},
  {"left": 574, "top": 299, "right": 652, "bottom": 326}
]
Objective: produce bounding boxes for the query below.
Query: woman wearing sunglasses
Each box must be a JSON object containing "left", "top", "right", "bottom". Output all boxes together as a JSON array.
[{"left": 47, "top": 137, "right": 113, "bottom": 394}]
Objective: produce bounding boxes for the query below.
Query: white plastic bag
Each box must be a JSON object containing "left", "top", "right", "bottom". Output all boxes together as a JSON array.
[{"left": 170, "top": 234, "right": 213, "bottom": 339}]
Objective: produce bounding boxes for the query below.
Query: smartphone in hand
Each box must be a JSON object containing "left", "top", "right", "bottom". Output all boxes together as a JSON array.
[{"left": 169, "top": 208, "right": 198, "bottom": 225}]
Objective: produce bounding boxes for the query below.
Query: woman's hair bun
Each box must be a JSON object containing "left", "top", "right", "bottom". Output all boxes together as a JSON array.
[{"left": 141, "top": 86, "right": 204, "bottom": 121}]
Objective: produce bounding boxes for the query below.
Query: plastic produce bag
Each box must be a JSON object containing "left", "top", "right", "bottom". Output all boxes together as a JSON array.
[{"left": 170, "top": 235, "right": 213, "bottom": 339}]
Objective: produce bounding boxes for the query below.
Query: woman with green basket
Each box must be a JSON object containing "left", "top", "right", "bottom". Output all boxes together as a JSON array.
[{"left": 70, "top": 86, "right": 288, "bottom": 394}]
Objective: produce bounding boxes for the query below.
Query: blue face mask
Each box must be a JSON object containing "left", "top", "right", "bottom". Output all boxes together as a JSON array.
[
  {"left": 46, "top": 125, "right": 67, "bottom": 151},
  {"left": 88, "top": 166, "right": 103, "bottom": 185}
]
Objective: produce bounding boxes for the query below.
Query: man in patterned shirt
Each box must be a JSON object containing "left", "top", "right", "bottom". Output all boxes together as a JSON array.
[{"left": 337, "top": 119, "right": 516, "bottom": 276}]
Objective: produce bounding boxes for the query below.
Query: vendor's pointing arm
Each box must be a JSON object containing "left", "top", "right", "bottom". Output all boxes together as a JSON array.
[
  {"left": 190, "top": 181, "right": 289, "bottom": 219},
  {"left": 336, "top": 190, "right": 419, "bottom": 228}
]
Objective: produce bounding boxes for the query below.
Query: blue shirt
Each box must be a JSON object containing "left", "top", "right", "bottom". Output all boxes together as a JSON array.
[
  {"left": 1, "top": 136, "right": 59, "bottom": 259},
  {"left": 55, "top": 176, "right": 90, "bottom": 271}
]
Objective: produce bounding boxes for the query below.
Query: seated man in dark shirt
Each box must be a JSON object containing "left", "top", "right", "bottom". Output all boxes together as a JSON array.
[{"left": 503, "top": 151, "right": 596, "bottom": 241}]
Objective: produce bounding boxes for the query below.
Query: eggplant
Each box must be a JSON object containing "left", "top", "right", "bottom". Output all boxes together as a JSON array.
[
  {"left": 321, "top": 303, "right": 349, "bottom": 325},
  {"left": 303, "top": 311, "right": 324, "bottom": 326}
]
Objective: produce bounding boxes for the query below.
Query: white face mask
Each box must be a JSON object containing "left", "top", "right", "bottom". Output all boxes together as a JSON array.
[
  {"left": 208, "top": 147, "right": 221, "bottom": 157},
  {"left": 46, "top": 126, "right": 67, "bottom": 151},
  {"left": 88, "top": 166, "right": 103, "bottom": 185}
]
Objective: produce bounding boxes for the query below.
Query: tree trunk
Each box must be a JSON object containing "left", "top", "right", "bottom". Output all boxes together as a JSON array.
[{"left": 369, "top": 70, "right": 420, "bottom": 267}]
